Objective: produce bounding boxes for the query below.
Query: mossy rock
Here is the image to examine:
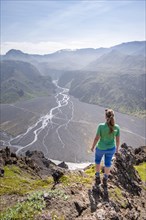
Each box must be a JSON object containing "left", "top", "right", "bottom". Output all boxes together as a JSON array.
[
  {"left": 134, "top": 162, "right": 146, "bottom": 182},
  {"left": 0, "top": 165, "right": 53, "bottom": 196}
]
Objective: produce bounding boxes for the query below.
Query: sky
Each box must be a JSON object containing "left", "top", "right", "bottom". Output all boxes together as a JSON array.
[{"left": 1, "top": 0, "right": 145, "bottom": 55}]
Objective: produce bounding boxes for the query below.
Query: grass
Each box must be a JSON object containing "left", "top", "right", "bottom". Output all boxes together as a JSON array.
[
  {"left": 60, "top": 166, "right": 96, "bottom": 186},
  {"left": 0, "top": 164, "right": 70, "bottom": 219},
  {"left": 60, "top": 173, "right": 92, "bottom": 186},
  {"left": 108, "top": 186, "right": 127, "bottom": 208},
  {"left": 134, "top": 162, "right": 146, "bottom": 182},
  {"left": 0, "top": 191, "right": 46, "bottom": 220},
  {"left": 0, "top": 189, "right": 69, "bottom": 220},
  {"left": 84, "top": 164, "right": 95, "bottom": 177},
  {"left": 0, "top": 165, "right": 53, "bottom": 196}
]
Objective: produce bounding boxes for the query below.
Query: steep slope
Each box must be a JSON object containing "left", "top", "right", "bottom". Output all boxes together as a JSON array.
[
  {"left": 111, "top": 41, "right": 146, "bottom": 55},
  {"left": 85, "top": 50, "right": 145, "bottom": 72},
  {"left": 0, "top": 60, "right": 56, "bottom": 103},
  {"left": 0, "top": 144, "right": 146, "bottom": 219},
  {"left": 58, "top": 41, "right": 146, "bottom": 117},
  {"left": 1, "top": 41, "right": 146, "bottom": 116}
]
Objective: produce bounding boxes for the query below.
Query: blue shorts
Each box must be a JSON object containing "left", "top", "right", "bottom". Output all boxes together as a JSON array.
[{"left": 95, "top": 147, "right": 116, "bottom": 167}]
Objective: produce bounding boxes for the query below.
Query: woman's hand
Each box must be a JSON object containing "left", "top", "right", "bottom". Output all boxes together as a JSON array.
[{"left": 90, "top": 146, "right": 94, "bottom": 152}]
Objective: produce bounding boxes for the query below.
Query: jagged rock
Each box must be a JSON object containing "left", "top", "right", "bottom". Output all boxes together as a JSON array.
[
  {"left": 134, "top": 146, "right": 146, "bottom": 165},
  {"left": 0, "top": 144, "right": 146, "bottom": 219},
  {"left": 111, "top": 144, "right": 143, "bottom": 195},
  {"left": 10, "top": 152, "right": 17, "bottom": 158},
  {"left": 0, "top": 151, "right": 5, "bottom": 177},
  {"left": 26, "top": 150, "right": 44, "bottom": 158},
  {"left": 25, "top": 150, "right": 57, "bottom": 176},
  {"left": 0, "top": 165, "right": 4, "bottom": 177},
  {"left": 58, "top": 161, "right": 69, "bottom": 169},
  {"left": 0, "top": 147, "right": 60, "bottom": 177},
  {"left": 74, "top": 200, "right": 87, "bottom": 217},
  {"left": 5, "top": 146, "right": 10, "bottom": 157},
  {"left": 52, "top": 169, "right": 64, "bottom": 184}
]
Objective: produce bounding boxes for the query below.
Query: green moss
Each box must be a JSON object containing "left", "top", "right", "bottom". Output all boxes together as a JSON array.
[
  {"left": 60, "top": 172, "right": 93, "bottom": 186},
  {"left": 109, "top": 186, "right": 123, "bottom": 202},
  {"left": 0, "top": 165, "right": 53, "bottom": 195},
  {"left": 84, "top": 165, "right": 95, "bottom": 177},
  {"left": 134, "top": 162, "right": 146, "bottom": 182},
  {"left": 51, "top": 211, "right": 65, "bottom": 220}
]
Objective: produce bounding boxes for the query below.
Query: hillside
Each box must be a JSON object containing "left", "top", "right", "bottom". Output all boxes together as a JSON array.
[
  {"left": 1, "top": 41, "right": 146, "bottom": 116},
  {"left": 58, "top": 42, "right": 146, "bottom": 117},
  {"left": 0, "top": 144, "right": 146, "bottom": 219},
  {"left": 0, "top": 60, "right": 56, "bottom": 103},
  {"left": 2, "top": 48, "right": 108, "bottom": 73},
  {"left": 59, "top": 70, "right": 145, "bottom": 116}
]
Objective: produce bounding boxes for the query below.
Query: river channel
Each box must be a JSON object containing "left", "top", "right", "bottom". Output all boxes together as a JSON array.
[{"left": 0, "top": 81, "right": 145, "bottom": 163}]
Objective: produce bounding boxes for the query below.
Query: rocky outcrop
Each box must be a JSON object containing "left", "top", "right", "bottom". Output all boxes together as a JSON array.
[
  {"left": 58, "top": 161, "right": 69, "bottom": 169},
  {"left": 111, "top": 143, "right": 143, "bottom": 195},
  {"left": 0, "top": 147, "right": 66, "bottom": 179},
  {"left": 0, "top": 144, "right": 146, "bottom": 219}
]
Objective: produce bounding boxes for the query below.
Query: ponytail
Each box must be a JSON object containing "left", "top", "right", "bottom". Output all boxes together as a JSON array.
[{"left": 105, "top": 109, "right": 115, "bottom": 133}]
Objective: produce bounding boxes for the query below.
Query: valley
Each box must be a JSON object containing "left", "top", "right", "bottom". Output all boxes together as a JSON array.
[{"left": 0, "top": 81, "right": 145, "bottom": 163}]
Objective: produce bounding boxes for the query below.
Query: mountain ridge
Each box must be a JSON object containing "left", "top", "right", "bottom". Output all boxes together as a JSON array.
[
  {"left": 0, "top": 144, "right": 146, "bottom": 219},
  {"left": 1, "top": 40, "right": 146, "bottom": 117},
  {"left": 0, "top": 60, "right": 56, "bottom": 103}
]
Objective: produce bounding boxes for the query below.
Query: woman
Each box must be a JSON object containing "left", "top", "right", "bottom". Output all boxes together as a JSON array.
[{"left": 91, "top": 109, "right": 120, "bottom": 186}]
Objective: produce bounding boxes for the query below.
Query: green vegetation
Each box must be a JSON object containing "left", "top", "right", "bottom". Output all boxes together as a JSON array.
[
  {"left": 60, "top": 164, "right": 97, "bottom": 186},
  {"left": 0, "top": 60, "right": 55, "bottom": 104},
  {"left": 134, "top": 162, "right": 146, "bottom": 182},
  {"left": 51, "top": 211, "right": 65, "bottom": 220},
  {"left": 0, "top": 164, "right": 70, "bottom": 219},
  {"left": 0, "top": 165, "right": 53, "bottom": 196},
  {"left": 60, "top": 172, "right": 92, "bottom": 186},
  {"left": 59, "top": 70, "right": 146, "bottom": 118},
  {"left": 0, "top": 189, "right": 69, "bottom": 220},
  {"left": 0, "top": 191, "right": 46, "bottom": 220},
  {"left": 108, "top": 186, "right": 127, "bottom": 208},
  {"left": 84, "top": 164, "right": 95, "bottom": 177}
]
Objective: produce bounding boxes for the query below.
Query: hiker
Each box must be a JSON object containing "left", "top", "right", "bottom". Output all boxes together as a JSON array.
[{"left": 90, "top": 109, "right": 120, "bottom": 187}]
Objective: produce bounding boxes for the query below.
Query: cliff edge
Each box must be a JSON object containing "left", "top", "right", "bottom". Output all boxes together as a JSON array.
[{"left": 0, "top": 144, "right": 146, "bottom": 220}]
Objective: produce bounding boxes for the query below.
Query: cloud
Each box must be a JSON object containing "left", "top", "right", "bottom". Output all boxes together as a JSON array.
[{"left": 1, "top": 40, "right": 99, "bottom": 55}]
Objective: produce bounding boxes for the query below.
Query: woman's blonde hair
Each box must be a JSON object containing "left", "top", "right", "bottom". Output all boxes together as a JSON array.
[{"left": 105, "top": 109, "right": 115, "bottom": 133}]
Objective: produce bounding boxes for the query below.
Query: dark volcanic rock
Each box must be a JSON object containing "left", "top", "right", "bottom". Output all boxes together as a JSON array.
[
  {"left": 25, "top": 150, "right": 59, "bottom": 177},
  {"left": 58, "top": 161, "right": 69, "bottom": 169},
  {"left": 111, "top": 144, "right": 142, "bottom": 195},
  {"left": 52, "top": 169, "right": 64, "bottom": 184},
  {"left": 0, "top": 147, "right": 66, "bottom": 178},
  {"left": 1, "top": 144, "right": 146, "bottom": 220}
]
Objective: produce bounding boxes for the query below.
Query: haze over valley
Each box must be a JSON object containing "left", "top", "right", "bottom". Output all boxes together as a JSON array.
[{"left": 0, "top": 41, "right": 146, "bottom": 163}]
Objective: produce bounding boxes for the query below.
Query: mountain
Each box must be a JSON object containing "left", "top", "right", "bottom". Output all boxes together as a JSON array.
[
  {"left": 0, "top": 144, "right": 146, "bottom": 219},
  {"left": 0, "top": 60, "right": 56, "bottom": 103},
  {"left": 85, "top": 50, "right": 145, "bottom": 72},
  {"left": 2, "top": 48, "right": 109, "bottom": 73},
  {"left": 58, "top": 41, "right": 146, "bottom": 117},
  {"left": 1, "top": 41, "right": 146, "bottom": 116},
  {"left": 111, "top": 41, "right": 146, "bottom": 56}
]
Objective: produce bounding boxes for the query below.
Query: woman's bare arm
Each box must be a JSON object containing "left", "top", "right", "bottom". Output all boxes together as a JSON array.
[
  {"left": 116, "top": 136, "right": 120, "bottom": 153},
  {"left": 91, "top": 135, "right": 100, "bottom": 152}
]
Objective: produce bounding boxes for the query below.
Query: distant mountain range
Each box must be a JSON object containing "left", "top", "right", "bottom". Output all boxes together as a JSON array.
[
  {"left": 0, "top": 60, "right": 56, "bottom": 103},
  {"left": 1, "top": 41, "right": 146, "bottom": 116}
]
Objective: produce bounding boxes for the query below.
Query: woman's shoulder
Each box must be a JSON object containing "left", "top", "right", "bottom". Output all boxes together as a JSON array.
[
  {"left": 115, "top": 124, "right": 120, "bottom": 129},
  {"left": 98, "top": 122, "right": 106, "bottom": 127}
]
